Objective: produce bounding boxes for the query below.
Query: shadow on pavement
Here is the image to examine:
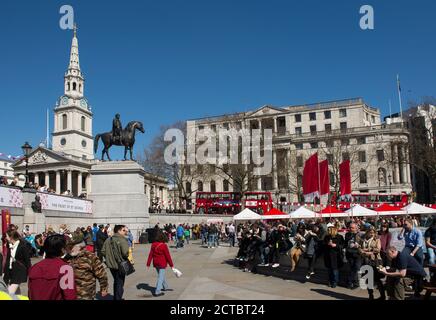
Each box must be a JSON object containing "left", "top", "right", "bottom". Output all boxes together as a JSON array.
[
  {"left": 136, "top": 283, "right": 155, "bottom": 293},
  {"left": 310, "top": 288, "right": 367, "bottom": 300}
]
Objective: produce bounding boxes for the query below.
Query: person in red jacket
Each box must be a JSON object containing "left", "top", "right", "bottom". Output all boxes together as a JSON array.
[
  {"left": 146, "top": 231, "right": 174, "bottom": 297},
  {"left": 28, "top": 234, "right": 77, "bottom": 300}
]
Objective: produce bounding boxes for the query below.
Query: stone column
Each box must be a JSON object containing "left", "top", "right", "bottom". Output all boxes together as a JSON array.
[
  {"left": 400, "top": 145, "right": 407, "bottom": 184},
  {"left": 67, "top": 170, "right": 72, "bottom": 192},
  {"left": 273, "top": 117, "right": 278, "bottom": 133},
  {"left": 257, "top": 177, "right": 262, "bottom": 191},
  {"left": 77, "top": 172, "right": 83, "bottom": 196},
  {"left": 86, "top": 173, "right": 91, "bottom": 194},
  {"left": 393, "top": 144, "right": 400, "bottom": 184},
  {"left": 34, "top": 172, "right": 39, "bottom": 185},
  {"left": 273, "top": 150, "right": 278, "bottom": 190},
  {"left": 405, "top": 149, "right": 411, "bottom": 184},
  {"left": 45, "top": 172, "right": 50, "bottom": 188},
  {"left": 56, "top": 171, "right": 61, "bottom": 194}
]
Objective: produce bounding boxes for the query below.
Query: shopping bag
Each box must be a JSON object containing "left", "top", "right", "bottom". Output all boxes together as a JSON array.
[{"left": 172, "top": 267, "right": 183, "bottom": 278}]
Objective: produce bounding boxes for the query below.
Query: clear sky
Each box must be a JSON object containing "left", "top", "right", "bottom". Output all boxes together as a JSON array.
[{"left": 1, "top": 0, "right": 435, "bottom": 159}]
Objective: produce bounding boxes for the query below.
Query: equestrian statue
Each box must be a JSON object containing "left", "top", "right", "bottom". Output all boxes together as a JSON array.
[{"left": 94, "top": 114, "right": 145, "bottom": 161}]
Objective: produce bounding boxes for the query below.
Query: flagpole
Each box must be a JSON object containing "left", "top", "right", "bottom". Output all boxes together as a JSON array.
[
  {"left": 397, "top": 74, "right": 403, "bottom": 123},
  {"left": 388, "top": 99, "right": 392, "bottom": 119},
  {"left": 46, "top": 108, "right": 49, "bottom": 148}
]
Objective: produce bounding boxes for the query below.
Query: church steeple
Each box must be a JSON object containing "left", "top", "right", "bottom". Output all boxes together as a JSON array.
[{"left": 64, "top": 24, "right": 84, "bottom": 99}]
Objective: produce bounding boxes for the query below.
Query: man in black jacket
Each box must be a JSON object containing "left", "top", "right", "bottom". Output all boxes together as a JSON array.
[
  {"left": 96, "top": 225, "right": 108, "bottom": 261},
  {"left": 344, "top": 222, "right": 362, "bottom": 289}
]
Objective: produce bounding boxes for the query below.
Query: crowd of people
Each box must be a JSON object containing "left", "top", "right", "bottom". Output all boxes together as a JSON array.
[
  {"left": 234, "top": 214, "right": 436, "bottom": 300},
  {"left": 1, "top": 222, "right": 174, "bottom": 300}
]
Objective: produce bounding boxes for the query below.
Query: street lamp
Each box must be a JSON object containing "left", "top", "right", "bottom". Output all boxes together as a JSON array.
[
  {"left": 388, "top": 174, "right": 392, "bottom": 193},
  {"left": 21, "top": 141, "right": 32, "bottom": 188}
]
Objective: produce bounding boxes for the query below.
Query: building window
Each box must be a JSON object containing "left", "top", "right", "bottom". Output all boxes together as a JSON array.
[
  {"left": 295, "top": 143, "right": 303, "bottom": 150},
  {"left": 325, "top": 123, "right": 332, "bottom": 133},
  {"left": 340, "top": 122, "right": 347, "bottom": 133},
  {"left": 67, "top": 82, "right": 71, "bottom": 91},
  {"left": 197, "top": 181, "right": 203, "bottom": 192},
  {"left": 309, "top": 112, "right": 316, "bottom": 121},
  {"left": 341, "top": 138, "right": 349, "bottom": 146},
  {"left": 324, "top": 110, "right": 331, "bottom": 119},
  {"left": 326, "top": 139, "right": 334, "bottom": 148},
  {"left": 81, "top": 116, "right": 85, "bottom": 131},
  {"left": 81, "top": 140, "right": 87, "bottom": 148},
  {"left": 73, "top": 82, "right": 77, "bottom": 91},
  {"left": 310, "top": 142, "right": 318, "bottom": 149},
  {"left": 310, "top": 125, "right": 317, "bottom": 135},
  {"left": 62, "top": 114, "right": 68, "bottom": 129},
  {"left": 210, "top": 180, "right": 216, "bottom": 193},
  {"left": 339, "top": 109, "right": 347, "bottom": 117},
  {"left": 4, "top": 170, "right": 7, "bottom": 176},
  {"left": 357, "top": 136, "right": 366, "bottom": 144},
  {"left": 297, "top": 156, "right": 303, "bottom": 167},
  {"left": 342, "top": 152, "right": 350, "bottom": 161},
  {"left": 277, "top": 117, "right": 286, "bottom": 127},
  {"left": 60, "top": 138, "right": 66, "bottom": 146},
  {"left": 186, "top": 182, "right": 192, "bottom": 193},
  {"left": 377, "top": 150, "right": 385, "bottom": 162},
  {"left": 326, "top": 154, "right": 333, "bottom": 164},
  {"left": 359, "top": 170, "right": 367, "bottom": 184},
  {"left": 223, "top": 180, "right": 229, "bottom": 192},
  {"left": 295, "top": 114, "right": 301, "bottom": 122},
  {"left": 358, "top": 151, "right": 366, "bottom": 162},
  {"left": 371, "top": 115, "right": 375, "bottom": 123},
  {"left": 79, "top": 84, "right": 82, "bottom": 93},
  {"left": 295, "top": 127, "right": 302, "bottom": 135}
]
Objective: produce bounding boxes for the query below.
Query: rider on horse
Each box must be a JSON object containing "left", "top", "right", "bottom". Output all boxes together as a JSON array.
[{"left": 112, "top": 113, "right": 122, "bottom": 143}]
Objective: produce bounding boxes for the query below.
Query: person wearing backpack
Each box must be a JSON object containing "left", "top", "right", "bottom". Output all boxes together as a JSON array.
[
  {"left": 101, "top": 225, "right": 130, "bottom": 300},
  {"left": 184, "top": 227, "right": 190, "bottom": 245},
  {"left": 176, "top": 224, "right": 185, "bottom": 249}
]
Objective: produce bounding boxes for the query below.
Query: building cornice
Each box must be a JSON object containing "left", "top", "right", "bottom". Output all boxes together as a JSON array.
[{"left": 52, "top": 130, "right": 93, "bottom": 140}]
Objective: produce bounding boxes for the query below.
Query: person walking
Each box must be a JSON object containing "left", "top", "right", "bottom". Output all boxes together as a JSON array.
[
  {"left": 146, "top": 231, "right": 175, "bottom": 297},
  {"left": 101, "top": 225, "right": 130, "bottom": 300},
  {"left": 228, "top": 223, "right": 236, "bottom": 247},
  {"left": 176, "top": 224, "right": 185, "bottom": 249},
  {"left": 66, "top": 239, "right": 109, "bottom": 300},
  {"left": 96, "top": 225, "right": 108, "bottom": 261},
  {"left": 304, "top": 224, "right": 320, "bottom": 280},
  {"left": 323, "top": 224, "right": 344, "bottom": 288},
  {"left": 92, "top": 223, "right": 99, "bottom": 253},
  {"left": 28, "top": 234, "right": 77, "bottom": 300},
  {"left": 3, "top": 230, "right": 31, "bottom": 295},
  {"left": 344, "top": 222, "right": 362, "bottom": 289}
]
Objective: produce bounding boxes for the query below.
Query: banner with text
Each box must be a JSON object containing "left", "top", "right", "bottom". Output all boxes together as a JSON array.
[
  {"left": 0, "top": 186, "right": 24, "bottom": 208},
  {"left": 37, "top": 192, "right": 92, "bottom": 214}
]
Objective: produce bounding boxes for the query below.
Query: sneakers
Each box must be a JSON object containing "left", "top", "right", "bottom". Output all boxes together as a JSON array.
[{"left": 272, "top": 263, "right": 280, "bottom": 268}]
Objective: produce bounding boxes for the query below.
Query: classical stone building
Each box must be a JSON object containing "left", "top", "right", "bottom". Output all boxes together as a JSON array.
[{"left": 184, "top": 98, "right": 413, "bottom": 204}]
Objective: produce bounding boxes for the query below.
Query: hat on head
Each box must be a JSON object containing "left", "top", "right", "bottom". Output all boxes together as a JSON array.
[{"left": 327, "top": 223, "right": 335, "bottom": 228}]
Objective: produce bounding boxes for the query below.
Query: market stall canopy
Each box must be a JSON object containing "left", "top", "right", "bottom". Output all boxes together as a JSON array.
[
  {"left": 345, "top": 204, "right": 377, "bottom": 217},
  {"left": 264, "top": 208, "right": 286, "bottom": 215},
  {"left": 319, "top": 205, "right": 348, "bottom": 218},
  {"left": 261, "top": 207, "right": 291, "bottom": 220},
  {"left": 375, "top": 203, "right": 404, "bottom": 216},
  {"left": 290, "top": 206, "right": 318, "bottom": 219},
  {"left": 233, "top": 208, "right": 262, "bottom": 221},
  {"left": 401, "top": 202, "right": 436, "bottom": 214}
]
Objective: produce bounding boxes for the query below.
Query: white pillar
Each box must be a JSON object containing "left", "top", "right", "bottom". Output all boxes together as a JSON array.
[
  {"left": 257, "top": 177, "right": 262, "bottom": 191},
  {"left": 45, "top": 172, "right": 50, "bottom": 188},
  {"left": 67, "top": 170, "right": 72, "bottom": 193},
  {"left": 34, "top": 172, "right": 39, "bottom": 185},
  {"left": 393, "top": 144, "right": 400, "bottom": 184},
  {"left": 273, "top": 150, "right": 278, "bottom": 190},
  {"left": 273, "top": 117, "right": 278, "bottom": 133},
  {"left": 77, "top": 172, "right": 83, "bottom": 196},
  {"left": 405, "top": 149, "right": 411, "bottom": 184},
  {"left": 86, "top": 173, "right": 91, "bottom": 194},
  {"left": 56, "top": 171, "right": 61, "bottom": 194},
  {"left": 400, "top": 146, "right": 407, "bottom": 185}
]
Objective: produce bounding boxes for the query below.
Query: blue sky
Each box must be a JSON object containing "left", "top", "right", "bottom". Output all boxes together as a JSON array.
[{"left": 1, "top": 0, "right": 435, "bottom": 159}]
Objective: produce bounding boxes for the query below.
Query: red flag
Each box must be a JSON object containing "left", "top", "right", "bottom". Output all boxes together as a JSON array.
[
  {"left": 303, "top": 153, "right": 319, "bottom": 202},
  {"left": 319, "top": 160, "right": 330, "bottom": 195},
  {"left": 339, "top": 160, "right": 352, "bottom": 199},
  {"left": 1, "top": 209, "right": 11, "bottom": 266}
]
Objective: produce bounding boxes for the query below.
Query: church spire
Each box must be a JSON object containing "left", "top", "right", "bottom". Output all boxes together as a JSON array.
[
  {"left": 68, "top": 23, "right": 81, "bottom": 71},
  {"left": 64, "top": 23, "right": 84, "bottom": 98}
]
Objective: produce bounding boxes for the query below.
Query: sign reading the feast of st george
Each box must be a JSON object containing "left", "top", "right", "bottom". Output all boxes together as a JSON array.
[
  {"left": 37, "top": 192, "right": 92, "bottom": 214},
  {"left": 0, "top": 186, "right": 24, "bottom": 208}
]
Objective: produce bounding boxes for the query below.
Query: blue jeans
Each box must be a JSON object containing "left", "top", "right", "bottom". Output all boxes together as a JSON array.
[
  {"left": 176, "top": 236, "right": 184, "bottom": 248},
  {"left": 328, "top": 268, "right": 339, "bottom": 286},
  {"left": 426, "top": 247, "right": 436, "bottom": 265},
  {"left": 155, "top": 268, "right": 169, "bottom": 294},
  {"left": 208, "top": 234, "right": 215, "bottom": 247}
]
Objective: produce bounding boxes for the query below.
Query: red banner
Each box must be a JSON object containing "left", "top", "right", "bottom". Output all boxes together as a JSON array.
[
  {"left": 339, "top": 160, "right": 352, "bottom": 198},
  {"left": 302, "top": 153, "right": 319, "bottom": 202},
  {"left": 319, "top": 160, "right": 330, "bottom": 195},
  {"left": 1, "top": 209, "right": 11, "bottom": 266}
]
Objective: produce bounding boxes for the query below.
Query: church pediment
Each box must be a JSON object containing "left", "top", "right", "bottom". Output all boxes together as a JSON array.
[
  {"left": 13, "top": 147, "right": 71, "bottom": 168},
  {"left": 249, "top": 105, "right": 285, "bottom": 117}
]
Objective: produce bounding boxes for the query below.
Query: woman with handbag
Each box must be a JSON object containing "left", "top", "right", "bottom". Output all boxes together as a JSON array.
[
  {"left": 3, "top": 229, "right": 31, "bottom": 295},
  {"left": 147, "top": 231, "right": 175, "bottom": 297},
  {"left": 359, "top": 227, "right": 386, "bottom": 300},
  {"left": 323, "top": 224, "right": 344, "bottom": 288}
]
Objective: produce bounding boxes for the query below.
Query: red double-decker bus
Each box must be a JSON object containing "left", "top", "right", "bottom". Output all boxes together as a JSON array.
[
  {"left": 195, "top": 192, "right": 241, "bottom": 215},
  {"left": 244, "top": 192, "right": 273, "bottom": 214},
  {"left": 332, "top": 192, "right": 410, "bottom": 209}
]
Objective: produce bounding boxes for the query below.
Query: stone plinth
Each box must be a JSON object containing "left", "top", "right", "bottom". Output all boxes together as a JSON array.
[{"left": 89, "top": 161, "right": 149, "bottom": 238}]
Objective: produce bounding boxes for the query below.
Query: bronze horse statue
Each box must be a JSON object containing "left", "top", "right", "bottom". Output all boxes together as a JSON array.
[{"left": 94, "top": 121, "right": 145, "bottom": 161}]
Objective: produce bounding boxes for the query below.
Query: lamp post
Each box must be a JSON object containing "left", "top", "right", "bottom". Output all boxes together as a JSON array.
[
  {"left": 21, "top": 142, "right": 32, "bottom": 188},
  {"left": 388, "top": 174, "right": 392, "bottom": 193}
]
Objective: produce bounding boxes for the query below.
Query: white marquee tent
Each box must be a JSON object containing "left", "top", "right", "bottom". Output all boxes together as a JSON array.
[
  {"left": 345, "top": 204, "right": 378, "bottom": 217},
  {"left": 290, "top": 206, "right": 318, "bottom": 219},
  {"left": 401, "top": 202, "right": 436, "bottom": 215},
  {"left": 233, "top": 208, "right": 262, "bottom": 221}
]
